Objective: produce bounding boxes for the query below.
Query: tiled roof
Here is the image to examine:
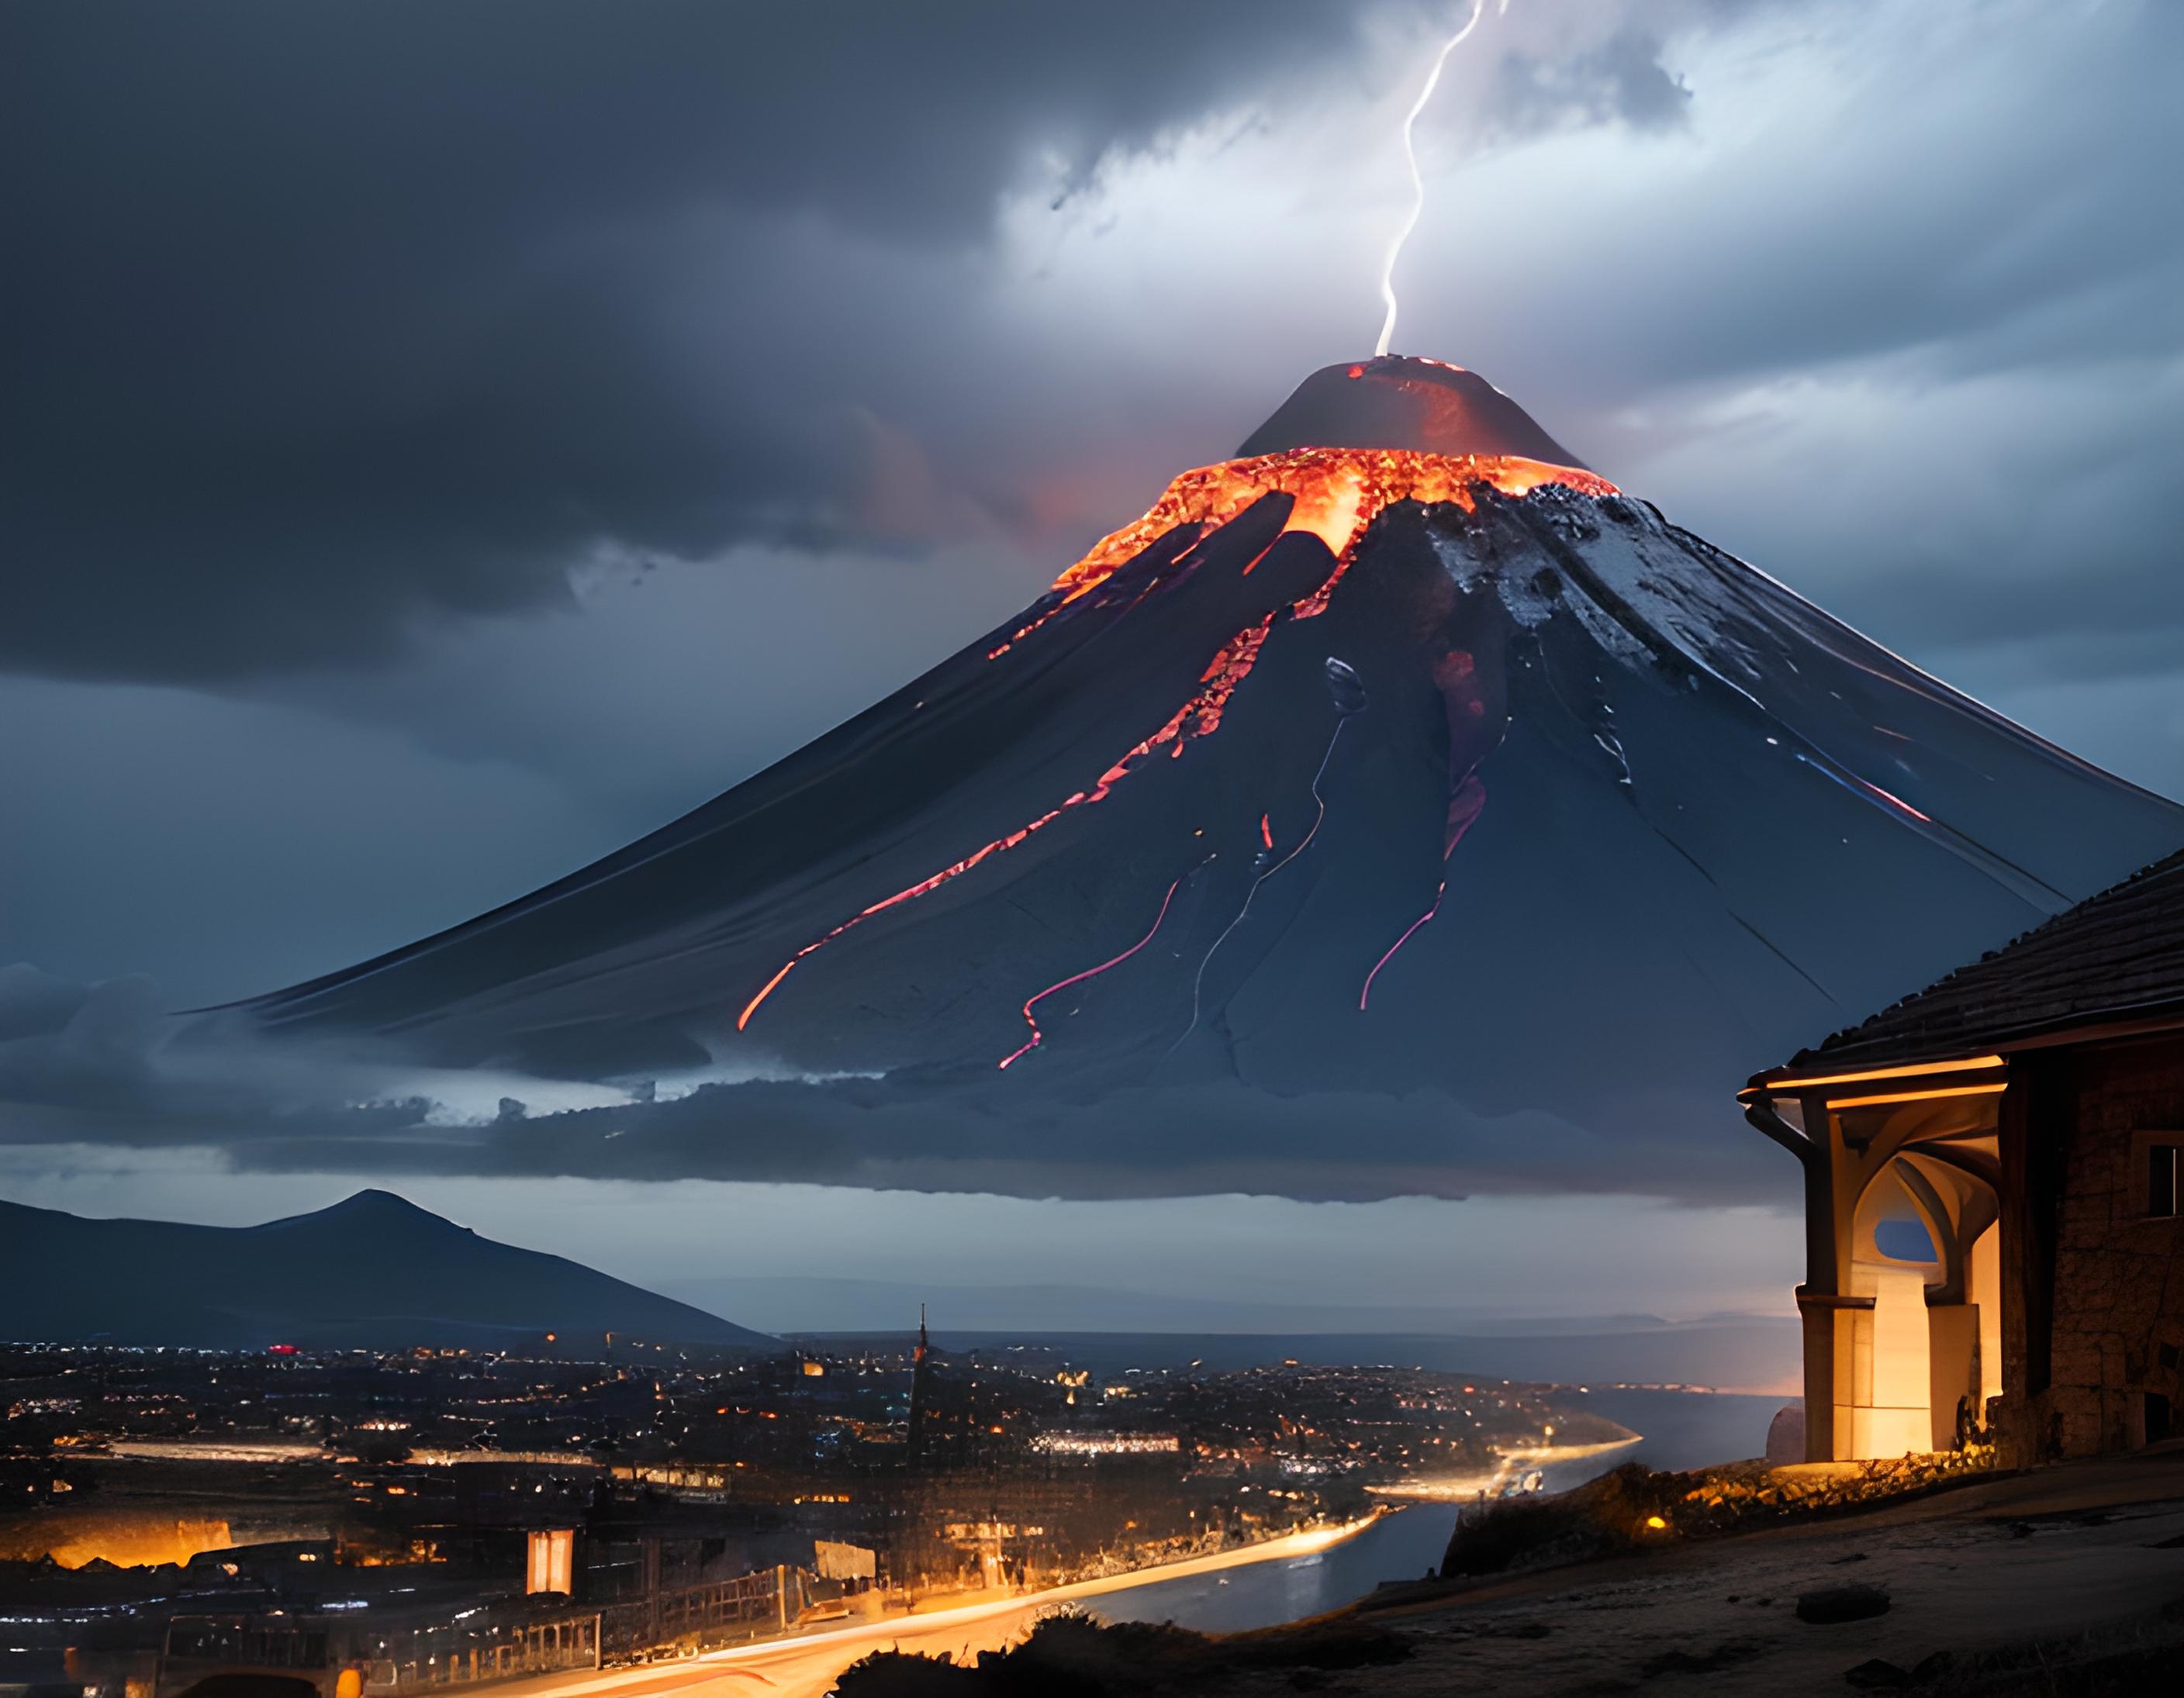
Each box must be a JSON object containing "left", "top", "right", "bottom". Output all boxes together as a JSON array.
[{"left": 1788, "top": 844, "right": 2184, "bottom": 1068}]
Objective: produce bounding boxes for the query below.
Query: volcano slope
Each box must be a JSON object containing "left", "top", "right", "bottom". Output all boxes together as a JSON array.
[{"left": 226, "top": 357, "right": 2182, "bottom": 1196}]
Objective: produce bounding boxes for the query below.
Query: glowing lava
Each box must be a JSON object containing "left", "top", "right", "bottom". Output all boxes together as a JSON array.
[
  {"left": 1049, "top": 447, "right": 1615, "bottom": 614},
  {"left": 1360, "top": 771, "right": 1487, "bottom": 1011},
  {"left": 1360, "top": 643, "right": 1504, "bottom": 1010},
  {"left": 997, "top": 876, "right": 1186, "bottom": 1069}
]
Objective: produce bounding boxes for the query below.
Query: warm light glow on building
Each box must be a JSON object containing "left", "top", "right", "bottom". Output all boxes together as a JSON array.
[
  {"left": 1746, "top": 1054, "right": 2006, "bottom": 1096},
  {"left": 525, "top": 1527, "right": 575, "bottom": 1596},
  {"left": 1826, "top": 1081, "right": 2009, "bottom": 1110}
]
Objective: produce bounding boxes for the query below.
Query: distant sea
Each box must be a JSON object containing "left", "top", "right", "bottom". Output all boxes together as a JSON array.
[{"left": 803, "top": 1324, "right": 1800, "bottom": 1400}]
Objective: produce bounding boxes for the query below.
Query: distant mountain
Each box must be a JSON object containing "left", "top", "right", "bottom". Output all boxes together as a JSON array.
[{"left": 0, "top": 1188, "right": 773, "bottom": 1353}]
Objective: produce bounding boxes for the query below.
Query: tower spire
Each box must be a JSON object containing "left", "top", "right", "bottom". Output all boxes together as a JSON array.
[{"left": 907, "top": 1302, "right": 933, "bottom": 1465}]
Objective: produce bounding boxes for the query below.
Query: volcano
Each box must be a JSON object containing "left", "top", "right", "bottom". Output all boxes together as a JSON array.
[{"left": 223, "top": 357, "right": 2182, "bottom": 1195}]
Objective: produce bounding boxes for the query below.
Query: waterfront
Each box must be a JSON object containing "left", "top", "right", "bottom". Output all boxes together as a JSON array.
[
  {"left": 1090, "top": 1502, "right": 1451, "bottom": 1634},
  {"left": 1087, "top": 1385, "right": 1778, "bottom": 1633},
  {"left": 499, "top": 1517, "right": 1385, "bottom": 1698},
  {"left": 495, "top": 1389, "right": 1774, "bottom": 1696}
]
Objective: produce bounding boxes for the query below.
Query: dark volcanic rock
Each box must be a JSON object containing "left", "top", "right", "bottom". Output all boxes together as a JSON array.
[
  {"left": 1238, "top": 354, "right": 1590, "bottom": 464},
  {"left": 1799, "top": 1584, "right": 1892, "bottom": 1625}
]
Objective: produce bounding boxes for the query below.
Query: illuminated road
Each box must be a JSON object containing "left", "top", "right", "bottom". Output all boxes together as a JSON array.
[
  {"left": 1366, "top": 1434, "right": 1643, "bottom": 1503},
  {"left": 495, "top": 1519, "right": 1379, "bottom": 1698}
]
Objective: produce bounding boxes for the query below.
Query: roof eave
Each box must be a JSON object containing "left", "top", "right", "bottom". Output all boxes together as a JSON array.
[{"left": 1745, "top": 992, "right": 2184, "bottom": 1099}]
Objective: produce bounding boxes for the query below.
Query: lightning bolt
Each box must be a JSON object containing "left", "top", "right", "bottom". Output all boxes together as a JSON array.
[{"left": 1374, "top": 0, "right": 1508, "bottom": 357}]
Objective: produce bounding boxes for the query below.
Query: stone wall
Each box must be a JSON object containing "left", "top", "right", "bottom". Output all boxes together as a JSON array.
[{"left": 2038, "top": 1033, "right": 2184, "bottom": 1458}]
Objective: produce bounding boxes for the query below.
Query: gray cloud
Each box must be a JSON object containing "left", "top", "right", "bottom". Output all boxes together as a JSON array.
[{"left": 1490, "top": 29, "right": 1693, "bottom": 137}]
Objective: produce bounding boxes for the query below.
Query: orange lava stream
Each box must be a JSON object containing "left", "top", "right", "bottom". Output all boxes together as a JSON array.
[
  {"left": 997, "top": 875, "right": 1186, "bottom": 1070},
  {"left": 735, "top": 448, "right": 1613, "bottom": 1034}
]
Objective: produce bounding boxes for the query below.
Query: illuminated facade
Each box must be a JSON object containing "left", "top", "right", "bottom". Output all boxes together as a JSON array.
[
  {"left": 1746, "top": 847, "right": 2184, "bottom": 1465},
  {"left": 524, "top": 1527, "right": 576, "bottom": 1596}
]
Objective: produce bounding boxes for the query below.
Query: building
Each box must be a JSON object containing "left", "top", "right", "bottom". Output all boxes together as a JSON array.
[{"left": 1743, "top": 847, "right": 2184, "bottom": 1466}]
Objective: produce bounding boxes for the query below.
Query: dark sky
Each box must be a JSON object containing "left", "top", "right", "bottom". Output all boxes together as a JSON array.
[{"left": 2, "top": 0, "right": 2179, "bottom": 1322}]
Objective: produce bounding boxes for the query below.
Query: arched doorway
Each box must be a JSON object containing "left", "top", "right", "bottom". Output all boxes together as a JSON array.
[
  {"left": 1828, "top": 1095, "right": 2003, "bottom": 1460},
  {"left": 1848, "top": 1165, "right": 1940, "bottom": 1457}
]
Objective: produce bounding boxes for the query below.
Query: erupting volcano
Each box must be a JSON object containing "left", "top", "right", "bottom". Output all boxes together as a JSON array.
[{"left": 223, "top": 357, "right": 2181, "bottom": 1193}]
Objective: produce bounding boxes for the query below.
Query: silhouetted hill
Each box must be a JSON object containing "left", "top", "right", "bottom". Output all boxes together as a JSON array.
[{"left": 0, "top": 1188, "right": 773, "bottom": 1353}]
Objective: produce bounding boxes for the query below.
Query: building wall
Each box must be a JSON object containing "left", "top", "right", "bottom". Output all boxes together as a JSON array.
[
  {"left": 1845, "top": 1260, "right": 1933, "bottom": 1458},
  {"left": 2038, "top": 1034, "right": 2184, "bottom": 1458}
]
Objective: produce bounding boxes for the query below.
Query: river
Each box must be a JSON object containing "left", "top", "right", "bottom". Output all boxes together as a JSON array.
[
  {"left": 1084, "top": 1386, "right": 1781, "bottom": 1634},
  {"left": 504, "top": 1389, "right": 1785, "bottom": 1698}
]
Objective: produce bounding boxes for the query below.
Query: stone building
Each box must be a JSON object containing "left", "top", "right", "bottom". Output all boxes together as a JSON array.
[{"left": 1743, "top": 847, "right": 2184, "bottom": 1465}]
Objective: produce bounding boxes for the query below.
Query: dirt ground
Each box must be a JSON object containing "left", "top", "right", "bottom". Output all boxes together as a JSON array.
[{"left": 1280, "top": 1446, "right": 2184, "bottom": 1695}]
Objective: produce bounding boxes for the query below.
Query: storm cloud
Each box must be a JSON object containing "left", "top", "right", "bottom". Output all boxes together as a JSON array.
[{"left": 5, "top": 0, "right": 1391, "bottom": 682}]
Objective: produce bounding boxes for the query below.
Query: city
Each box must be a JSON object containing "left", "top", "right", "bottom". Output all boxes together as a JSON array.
[{"left": 0, "top": 1332, "right": 1620, "bottom": 1695}]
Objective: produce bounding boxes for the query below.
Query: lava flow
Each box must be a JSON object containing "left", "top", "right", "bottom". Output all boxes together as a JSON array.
[
  {"left": 1360, "top": 642, "right": 1507, "bottom": 1009},
  {"left": 1360, "top": 771, "right": 1487, "bottom": 1011},
  {"left": 736, "top": 445, "right": 1613, "bottom": 1035},
  {"left": 997, "top": 875, "right": 1187, "bottom": 1069}
]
